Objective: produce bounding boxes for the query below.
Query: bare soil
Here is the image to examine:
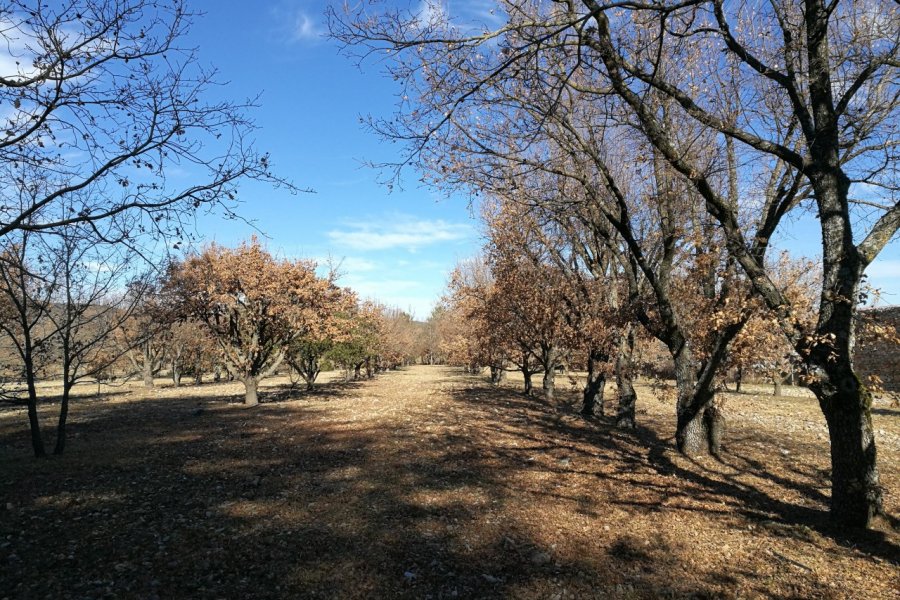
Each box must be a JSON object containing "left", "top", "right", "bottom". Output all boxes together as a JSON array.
[{"left": 1, "top": 366, "right": 898, "bottom": 599}]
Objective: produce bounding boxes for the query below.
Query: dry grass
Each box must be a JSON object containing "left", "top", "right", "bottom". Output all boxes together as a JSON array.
[{"left": 1, "top": 366, "right": 898, "bottom": 599}]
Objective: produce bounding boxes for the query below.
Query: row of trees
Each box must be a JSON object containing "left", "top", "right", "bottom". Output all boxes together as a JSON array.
[
  {"left": 331, "top": 0, "right": 899, "bottom": 527},
  {"left": 0, "top": 0, "right": 294, "bottom": 457},
  {"left": 0, "top": 235, "right": 428, "bottom": 456}
]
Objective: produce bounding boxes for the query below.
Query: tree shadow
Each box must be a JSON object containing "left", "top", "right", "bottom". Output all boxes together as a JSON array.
[
  {"left": 446, "top": 377, "right": 900, "bottom": 568},
  {"left": 0, "top": 366, "right": 887, "bottom": 598}
]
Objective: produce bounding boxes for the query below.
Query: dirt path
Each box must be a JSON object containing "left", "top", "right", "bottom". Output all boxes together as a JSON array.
[{"left": 1, "top": 366, "right": 898, "bottom": 599}]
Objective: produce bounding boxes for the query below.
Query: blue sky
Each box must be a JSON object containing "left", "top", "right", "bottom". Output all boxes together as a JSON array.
[
  {"left": 184, "top": 0, "right": 483, "bottom": 319},
  {"left": 182, "top": 1, "right": 899, "bottom": 312}
]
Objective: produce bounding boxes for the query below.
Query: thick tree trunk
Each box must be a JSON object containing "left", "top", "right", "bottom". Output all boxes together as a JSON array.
[
  {"left": 582, "top": 349, "right": 606, "bottom": 416},
  {"left": 523, "top": 369, "right": 533, "bottom": 396},
  {"left": 814, "top": 370, "right": 881, "bottom": 527},
  {"left": 142, "top": 357, "right": 154, "bottom": 388},
  {"left": 673, "top": 348, "right": 724, "bottom": 457},
  {"left": 615, "top": 325, "right": 637, "bottom": 429},
  {"left": 542, "top": 366, "right": 555, "bottom": 401},
  {"left": 774, "top": 378, "right": 783, "bottom": 397},
  {"left": 243, "top": 377, "right": 260, "bottom": 406},
  {"left": 489, "top": 365, "right": 505, "bottom": 385},
  {"left": 735, "top": 366, "right": 743, "bottom": 393}
]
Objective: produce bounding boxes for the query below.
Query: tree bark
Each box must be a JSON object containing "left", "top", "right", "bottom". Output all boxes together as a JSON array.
[
  {"left": 814, "top": 369, "right": 881, "bottom": 527},
  {"left": 542, "top": 365, "right": 555, "bottom": 401},
  {"left": 735, "top": 366, "right": 743, "bottom": 394},
  {"left": 523, "top": 369, "right": 533, "bottom": 396},
  {"left": 615, "top": 325, "right": 637, "bottom": 429},
  {"left": 774, "top": 378, "right": 783, "bottom": 397},
  {"left": 172, "top": 360, "right": 181, "bottom": 387},
  {"left": 24, "top": 368, "right": 45, "bottom": 458},
  {"left": 582, "top": 348, "right": 607, "bottom": 417},
  {"left": 243, "top": 377, "right": 260, "bottom": 406},
  {"left": 142, "top": 353, "right": 155, "bottom": 388},
  {"left": 53, "top": 382, "right": 72, "bottom": 456},
  {"left": 673, "top": 347, "right": 722, "bottom": 457}
]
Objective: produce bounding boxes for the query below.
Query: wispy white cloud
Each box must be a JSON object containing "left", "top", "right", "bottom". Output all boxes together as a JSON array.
[
  {"left": 268, "top": 3, "right": 324, "bottom": 44},
  {"left": 328, "top": 215, "right": 473, "bottom": 251},
  {"left": 292, "top": 11, "right": 323, "bottom": 41}
]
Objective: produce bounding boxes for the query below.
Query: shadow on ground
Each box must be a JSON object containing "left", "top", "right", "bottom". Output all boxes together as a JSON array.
[{"left": 0, "top": 367, "right": 896, "bottom": 599}]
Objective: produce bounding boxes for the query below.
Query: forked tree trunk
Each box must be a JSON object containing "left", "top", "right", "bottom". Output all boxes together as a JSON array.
[
  {"left": 243, "top": 377, "right": 260, "bottom": 406},
  {"left": 615, "top": 325, "right": 637, "bottom": 429},
  {"left": 673, "top": 349, "right": 724, "bottom": 457},
  {"left": 523, "top": 369, "right": 533, "bottom": 396}
]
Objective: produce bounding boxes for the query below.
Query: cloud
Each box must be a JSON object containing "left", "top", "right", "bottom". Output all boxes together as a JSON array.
[
  {"left": 268, "top": 3, "right": 324, "bottom": 44},
  {"left": 328, "top": 216, "right": 473, "bottom": 251},
  {"left": 292, "top": 11, "right": 323, "bottom": 41}
]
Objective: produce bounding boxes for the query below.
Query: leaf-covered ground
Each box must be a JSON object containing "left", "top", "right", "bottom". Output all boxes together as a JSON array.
[{"left": 1, "top": 366, "right": 898, "bottom": 599}]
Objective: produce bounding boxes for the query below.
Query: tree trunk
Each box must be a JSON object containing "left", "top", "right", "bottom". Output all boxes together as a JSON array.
[
  {"left": 523, "top": 369, "right": 533, "bottom": 396},
  {"left": 172, "top": 360, "right": 181, "bottom": 387},
  {"left": 673, "top": 348, "right": 722, "bottom": 457},
  {"left": 615, "top": 325, "right": 637, "bottom": 429},
  {"left": 54, "top": 381, "right": 72, "bottom": 455},
  {"left": 24, "top": 366, "right": 45, "bottom": 458},
  {"left": 814, "top": 370, "right": 881, "bottom": 527},
  {"left": 243, "top": 377, "right": 260, "bottom": 406},
  {"left": 774, "top": 377, "right": 783, "bottom": 397},
  {"left": 142, "top": 356, "right": 154, "bottom": 388},
  {"left": 214, "top": 364, "right": 222, "bottom": 382},
  {"left": 735, "top": 366, "right": 743, "bottom": 393},
  {"left": 582, "top": 349, "right": 606, "bottom": 417},
  {"left": 489, "top": 365, "right": 505, "bottom": 385},
  {"left": 542, "top": 365, "right": 555, "bottom": 401}
]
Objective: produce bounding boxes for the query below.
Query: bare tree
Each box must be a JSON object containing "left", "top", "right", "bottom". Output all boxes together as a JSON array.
[
  {"left": 0, "top": 222, "right": 152, "bottom": 456},
  {"left": 331, "top": 0, "right": 899, "bottom": 527},
  {"left": 0, "top": 0, "right": 292, "bottom": 244}
]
